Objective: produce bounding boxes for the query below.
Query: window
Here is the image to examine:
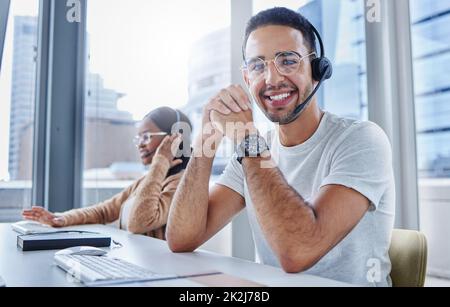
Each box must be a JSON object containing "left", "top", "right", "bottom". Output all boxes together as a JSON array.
[
  {"left": 0, "top": 0, "right": 38, "bottom": 222},
  {"left": 83, "top": 0, "right": 231, "bottom": 254},
  {"left": 253, "top": 0, "right": 368, "bottom": 121},
  {"left": 411, "top": 0, "right": 450, "bottom": 178},
  {"left": 410, "top": 0, "right": 450, "bottom": 278},
  {"left": 83, "top": 0, "right": 231, "bottom": 202}
]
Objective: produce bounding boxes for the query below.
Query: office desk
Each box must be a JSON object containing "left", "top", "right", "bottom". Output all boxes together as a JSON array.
[{"left": 0, "top": 223, "right": 351, "bottom": 287}]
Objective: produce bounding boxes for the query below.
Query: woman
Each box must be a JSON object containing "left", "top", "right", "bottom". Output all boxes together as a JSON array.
[{"left": 22, "top": 107, "right": 191, "bottom": 240}]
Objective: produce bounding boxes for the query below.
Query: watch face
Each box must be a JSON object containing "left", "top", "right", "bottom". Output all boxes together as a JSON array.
[
  {"left": 236, "top": 135, "right": 269, "bottom": 162},
  {"left": 247, "top": 135, "right": 259, "bottom": 156}
]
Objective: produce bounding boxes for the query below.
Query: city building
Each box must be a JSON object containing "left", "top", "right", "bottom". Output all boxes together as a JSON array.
[
  {"left": 7, "top": 16, "right": 37, "bottom": 181},
  {"left": 8, "top": 17, "right": 138, "bottom": 181},
  {"left": 410, "top": 0, "right": 450, "bottom": 178},
  {"left": 184, "top": 28, "right": 232, "bottom": 175}
]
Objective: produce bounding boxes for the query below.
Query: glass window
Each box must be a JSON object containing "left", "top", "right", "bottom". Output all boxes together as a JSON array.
[
  {"left": 84, "top": 0, "right": 231, "bottom": 255},
  {"left": 411, "top": 0, "right": 450, "bottom": 178},
  {"left": 84, "top": 0, "right": 230, "bottom": 204},
  {"left": 410, "top": 0, "right": 450, "bottom": 278},
  {"left": 0, "top": 0, "right": 38, "bottom": 222},
  {"left": 252, "top": 0, "right": 368, "bottom": 121}
]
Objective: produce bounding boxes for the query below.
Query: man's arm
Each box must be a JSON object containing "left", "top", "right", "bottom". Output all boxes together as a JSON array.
[
  {"left": 242, "top": 156, "right": 370, "bottom": 273},
  {"left": 166, "top": 97, "right": 248, "bottom": 252},
  {"left": 166, "top": 151, "right": 245, "bottom": 252}
]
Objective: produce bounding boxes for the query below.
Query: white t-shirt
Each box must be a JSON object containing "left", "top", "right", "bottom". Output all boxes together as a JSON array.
[{"left": 216, "top": 112, "right": 395, "bottom": 286}]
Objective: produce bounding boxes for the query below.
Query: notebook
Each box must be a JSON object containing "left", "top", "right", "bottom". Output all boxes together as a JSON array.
[{"left": 17, "top": 231, "right": 111, "bottom": 251}]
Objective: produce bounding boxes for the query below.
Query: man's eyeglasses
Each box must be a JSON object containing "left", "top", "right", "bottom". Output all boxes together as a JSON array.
[
  {"left": 242, "top": 51, "right": 316, "bottom": 80},
  {"left": 133, "top": 132, "right": 167, "bottom": 147}
]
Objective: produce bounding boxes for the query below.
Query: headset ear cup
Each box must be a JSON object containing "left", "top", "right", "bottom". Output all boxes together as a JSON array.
[
  {"left": 320, "top": 57, "right": 333, "bottom": 80},
  {"left": 311, "top": 58, "right": 333, "bottom": 81},
  {"left": 311, "top": 58, "right": 322, "bottom": 81}
]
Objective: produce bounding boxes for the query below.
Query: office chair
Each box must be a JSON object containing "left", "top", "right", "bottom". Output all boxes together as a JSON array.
[{"left": 389, "top": 229, "right": 428, "bottom": 287}]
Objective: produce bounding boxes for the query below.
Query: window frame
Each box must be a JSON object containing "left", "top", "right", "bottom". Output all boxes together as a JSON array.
[
  {"left": 33, "top": 0, "right": 87, "bottom": 212},
  {"left": 0, "top": 0, "right": 10, "bottom": 71},
  {"left": 365, "top": 0, "right": 420, "bottom": 230}
]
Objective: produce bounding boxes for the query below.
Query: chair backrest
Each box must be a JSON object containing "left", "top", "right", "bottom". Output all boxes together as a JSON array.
[{"left": 389, "top": 229, "right": 428, "bottom": 287}]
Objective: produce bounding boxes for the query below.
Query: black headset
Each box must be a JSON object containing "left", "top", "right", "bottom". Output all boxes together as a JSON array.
[{"left": 285, "top": 22, "right": 333, "bottom": 125}]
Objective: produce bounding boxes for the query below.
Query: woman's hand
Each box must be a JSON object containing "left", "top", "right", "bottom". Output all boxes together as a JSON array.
[
  {"left": 155, "top": 134, "right": 183, "bottom": 168},
  {"left": 22, "top": 206, "right": 65, "bottom": 227}
]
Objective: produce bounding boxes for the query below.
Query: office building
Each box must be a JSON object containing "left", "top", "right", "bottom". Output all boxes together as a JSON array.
[
  {"left": 8, "top": 17, "right": 137, "bottom": 180},
  {"left": 7, "top": 16, "right": 37, "bottom": 181},
  {"left": 185, "top": 28, "right": 231, "bottom": 135},
  {"left": 300, "top": 0, "right": 368, "bottom": 120},
  {"left": 184, "top": 28, "right": 232, "bottom": 175},
  {"left": 410, "top": 0, "right": 450, "bottom": 178}
]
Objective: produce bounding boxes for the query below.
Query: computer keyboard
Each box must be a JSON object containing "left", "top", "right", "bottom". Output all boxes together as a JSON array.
[{"left": 54, "top": 254, "right": 178, "bottom": 285}]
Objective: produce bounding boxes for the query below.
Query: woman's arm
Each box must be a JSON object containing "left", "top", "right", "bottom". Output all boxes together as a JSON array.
[
  {"left": 126, "top": 134, "right": 183, "bottom": 234},
  {"left": 60, "top": 180, "right": 140, "bottom": 226},
  {"left": 126, "top": 155, "right": 180, "bottom": 234},
  {"left": 22, "top": 180, "right": 140, "bottom": 227}
]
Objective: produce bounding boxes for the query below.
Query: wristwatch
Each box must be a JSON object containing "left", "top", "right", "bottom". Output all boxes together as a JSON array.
[{"left": 236, "top": 134, "right": 270, "bottom": 164}]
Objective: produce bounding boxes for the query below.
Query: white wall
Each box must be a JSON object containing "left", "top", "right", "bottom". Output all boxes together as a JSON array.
[{"left": 419, "top": 179, "right": 450, "bottom": 278}]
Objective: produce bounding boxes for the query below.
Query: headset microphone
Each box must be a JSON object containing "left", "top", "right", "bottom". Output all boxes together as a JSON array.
[{"left": 284, "top": 22, "right": 333, "bottom": 125}]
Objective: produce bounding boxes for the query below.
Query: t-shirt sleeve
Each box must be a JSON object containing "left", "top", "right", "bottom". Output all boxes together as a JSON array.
[
  {"left": 321, "top": 121, "right": 393, "bottom": 211},
  {"left": 215, "top": 154, "right": 245, "bottom": 198}
]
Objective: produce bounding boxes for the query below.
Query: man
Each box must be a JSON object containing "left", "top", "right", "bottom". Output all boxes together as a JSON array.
[{"left": 167, "top": 7, "right": 395, "bottom": 286}]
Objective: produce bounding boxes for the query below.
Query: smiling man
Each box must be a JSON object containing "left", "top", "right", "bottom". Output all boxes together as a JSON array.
[{"left": 167, "top": 7, "right": 395, "bottom": 286}]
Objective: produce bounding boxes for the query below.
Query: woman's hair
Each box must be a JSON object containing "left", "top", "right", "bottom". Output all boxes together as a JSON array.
[
  {"left": 143, "top": 107, "right": 192, "bottom": 176},
  {"left": 144, "top": 107, "right": 192, "bottom": 136}
]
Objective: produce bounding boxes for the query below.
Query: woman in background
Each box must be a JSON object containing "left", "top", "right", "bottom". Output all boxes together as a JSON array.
[{"left": 22, "top": 107, "right": 192, "bottom": 240}]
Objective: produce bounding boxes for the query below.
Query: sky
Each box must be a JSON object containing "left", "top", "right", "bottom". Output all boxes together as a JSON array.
[{"left": 0, "top": 0, "right": 304, "bottom": 181}]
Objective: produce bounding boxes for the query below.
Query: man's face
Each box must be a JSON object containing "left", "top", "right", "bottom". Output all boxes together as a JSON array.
[{"left": 244, "top": 25, "right": 315, "bottom": 124}]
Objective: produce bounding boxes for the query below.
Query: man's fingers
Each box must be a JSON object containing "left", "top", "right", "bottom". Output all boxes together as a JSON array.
[
  {"left": 218, "top": 89, "right": 242, "bottom": 113},
  {"left": 208, "top": 99, "right": 231, "bottom": 115},
  {"left": 229, "top": 85, "right": 252, "bottom": 111}
]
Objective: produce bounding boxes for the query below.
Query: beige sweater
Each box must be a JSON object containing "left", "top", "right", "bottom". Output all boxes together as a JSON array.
[{"left": 59, "top": 156, "right": 182, "bottom": 240}]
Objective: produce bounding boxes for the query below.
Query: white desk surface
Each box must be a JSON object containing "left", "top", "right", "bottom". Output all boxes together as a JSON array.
[{"left": 0, "top": 223, "right": 352, "bottom": 287}]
